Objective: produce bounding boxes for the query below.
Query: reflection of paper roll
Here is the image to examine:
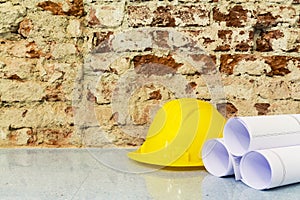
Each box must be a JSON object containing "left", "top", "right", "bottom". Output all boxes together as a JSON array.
[
  {"left": 224, "top": 114, "right": 300, "bottom": 156},
  {"left": 202, "top": 139, "right": 234, "bottom": 177},
  {"left": 240, "top": 145, "right": 300, "bottom": 190}
]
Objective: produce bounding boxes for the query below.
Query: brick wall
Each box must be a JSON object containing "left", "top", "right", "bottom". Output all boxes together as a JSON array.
[{"left": 0, "top": 0, "right": 299, "bottom": 147}]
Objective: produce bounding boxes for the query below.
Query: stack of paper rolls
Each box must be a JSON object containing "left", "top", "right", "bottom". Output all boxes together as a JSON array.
[{"left": 202, "top": 114, "right": 300, "bottom": 190}]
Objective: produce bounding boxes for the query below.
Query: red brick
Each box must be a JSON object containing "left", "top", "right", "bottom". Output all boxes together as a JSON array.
[
  {"left": 254, "top": 5, "right": 297, "bottom": 29},
  {"left": 264, "top": 56, "right": 291, "bottom": 76},
  {"left": 256, "top": 30, "right": 284, "bottom": 51},
  {"left": 132, "top": 54, "right": 183, "bottom": 76},
  {"left": 220, "top": 54, "right": 256, "bottom": 75},
  {"left": 220, "top": 54, "right": 297, "bottom": 76},
  {"left": 127, "top": 4, "right": 210, "bottom": 27},
  {"left": 254, "top": 103, "right": 270, "bottom": 115},
  {"left": 217, "top": 102, "right": 238, "bottom": 118},
  {"left": 213, "top": 5, "right": 253, "bottom": 27},
  {"left": 37, "top": 0, "right": 84, "bottom": 17},
  {"left": 18, "top": 18, "right": 33, "bottom": 38},
  {"left": 151, "top": 5, "right": 176, "bottom": 27},
  {"left": 127, "top": 5, "right": 152, "bottom": 27}
]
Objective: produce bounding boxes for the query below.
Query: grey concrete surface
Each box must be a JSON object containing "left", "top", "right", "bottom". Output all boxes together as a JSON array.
[{"left": 0, "top": 148, "right": 300, "bottom": 200}]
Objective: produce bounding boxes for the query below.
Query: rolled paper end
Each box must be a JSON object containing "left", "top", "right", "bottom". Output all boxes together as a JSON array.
[
  {"left": 202, "top": 139, "right": 234, "bottom": 177},
  {"left": 224, "top": 118, "right": 251, "bottom": 157},
  {"left": 240, "top": 151, "right": 272, "bottom": 190}
]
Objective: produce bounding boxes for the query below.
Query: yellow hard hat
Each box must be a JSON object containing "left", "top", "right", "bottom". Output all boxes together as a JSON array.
[{"left": 128, "top": 98, "right": 226, "bottom": 167}]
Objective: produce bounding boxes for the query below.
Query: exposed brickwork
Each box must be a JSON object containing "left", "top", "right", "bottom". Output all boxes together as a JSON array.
[
  {"left": 254, "top": 103, "right": 271, "bottom": 115},
  {"left": 37, "top": 0, "right": 84, "bottom": 17},
  {"left": 220, "top": 54, "right": 298, "bottom": 76},
  {"left": 213, "top": 5, "right": 252, "bottom": 27},
  {"left": 133, "top": 54, "right": 183, "bottom": 74},
  {"left": 256, "top": 30, "right": 284, "bottom": 52},
  {"left": 127, "top": 4, "right": 210, "bottom": 27},
  {"left": 0, "top": 0, "right": 299, "bottom": 147},
  {"left": 217, "top": 102, "right": 238, "bottom": 118}
]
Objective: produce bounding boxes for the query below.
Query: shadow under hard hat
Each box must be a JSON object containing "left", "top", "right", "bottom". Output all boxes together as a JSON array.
[{"left": 128, "top": 98, "right": 226, "bottom": 167}]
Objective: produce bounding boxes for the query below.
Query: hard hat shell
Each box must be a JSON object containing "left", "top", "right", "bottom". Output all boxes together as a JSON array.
[{"left": 128, "top": 98, "right": 226, "bottom": 167}]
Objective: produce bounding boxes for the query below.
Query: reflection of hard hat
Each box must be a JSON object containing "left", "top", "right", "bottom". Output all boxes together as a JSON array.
[
  {"left": 128, "top": 98, "right": 226, "bottom": 167},
  {"left": 143, "top": 171, "right": 204, "bottom": 200}
]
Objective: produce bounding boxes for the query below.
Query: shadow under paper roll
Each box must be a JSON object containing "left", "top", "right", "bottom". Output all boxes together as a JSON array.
[
  {"left": 202, "top": 174, "right": 300, "bottom": 200},
  {"left": 201, "top": 175, "right": 246, "bottom": 200}
]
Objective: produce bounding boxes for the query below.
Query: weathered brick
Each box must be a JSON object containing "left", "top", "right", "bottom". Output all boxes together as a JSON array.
[
  {"left": 254, "top": 5, "right": 298, "bottom": 28},
  {"left": 268, "top": 100, "right": 300, "bottom": 114},
  {"left": 0, "top": 79, "right": 45, "bottom": 102},
  {"left": 0, "top": 2, "right": 26, "bottom": 34},
  {"left": 34, "top": 128, "right": 73, "bottom": 146},
  {"left": 127, "top": 4, "right": 210, "bottom": 27},
  {"left": 51, "top": 43, "right": 77, "bottom": 59},
  {"left": 8, "top": 128, "right": 33, "bottom": 146},
  {"left": 290, "top": 81, "right": 300, "bottom": 100},
  {"left": 173, "top": 5, "right": 210, "bottom": 26},
  {"left": 220, "top": 54, "right": 297, "bottom": 76},
  {"left": 220, "top": 54, "right": 256, "bottom": 75},
  {"left": 0, "top": 57, "right": 37, "bottom": 80},
  {"left": 151, "top": 5, "right": 176, "bottom": 27},
  {"left": 216, "top": 102, "right": 238, "bottom": 118},
  {"left": 184, "top": 28, "right": 254, "bottom": 52},
  {"left": 94, "top": 73, "right": 118, "bottom": 104},
  {"left": 256, "top": 29, "right": 300, "bottom": 52},
  {"left": 254, "top": 103, "right": 270, "bottom": 115},
  {"left": 67, "top": 19, "right": 82, "bottom": 37},
  {"left": 92, "top": 31, "right": 114, "bottom": 48},
  {"left": 264, "top": 56, "right": 292, "bottom": 76},
  {"left": 37, "top": 61, "right": 81, "bottom": 101},
  {"left": 0, "top": 102, "right": 74, "bottom": 129},
  {"left": 24, "top": 11, "right": 69, "bottom": 43},
  {"left": 133, "top": 54, "right": 183, "bottom": 76},
  {"left": 255, "top": 77, "right": 291, "bottom": 99},
  {"left": 231, "top": 99, "right": 258, "bottom": 116},
  {"left": 4, "top": 40, "right": 43, "bottom": 59},
  {"left": 87, "top": 2, "right": 125, "bottom": 27},
  {"left": 286, "top": 62, "right": 300, "bottom": 82},
  {"left": 37, "top": 0, "right": 84, "bottom": 17},
  {"left": 223, "top": 76, "right": 256, "bottom": 100},
  {"left": 18, "top": 18, "right": 33, "bottom": 38},
  {"left": 256, "top": 30, "right": 284, "bottom": 51},
  {"left": 127, "top": 5, "right": 153, "bottom": 27},
  {"left": 213, "top": 5, "right": 254, "bottom": 27}
]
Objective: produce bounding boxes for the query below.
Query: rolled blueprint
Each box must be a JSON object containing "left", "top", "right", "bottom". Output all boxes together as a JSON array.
[
  {"left": 224, "top": 114, "right": 300, "bottom": 156},
  {"left": 202, "top": 139, "right": 234, "bottom": 177},
  {"left": 240, "top": 145, "right": 300, "bottom": 190}
]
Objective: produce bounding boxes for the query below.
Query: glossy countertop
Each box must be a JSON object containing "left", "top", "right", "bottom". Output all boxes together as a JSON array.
[{"left": 1, "top": 148, "right": 300, "bottom": 200}]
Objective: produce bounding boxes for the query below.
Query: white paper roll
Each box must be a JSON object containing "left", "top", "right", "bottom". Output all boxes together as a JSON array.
[
  {"left": 202, "top": 139, "right": 234, "bottom": 177},
  {"left": 224, "top": 114, "right": 300, "bottom": 156},
  {"left": 240, "top": 145, "right": 300, "bottom": 190},
  {"left": 232, "top": 156, "right": 242, "bottom": 181}
]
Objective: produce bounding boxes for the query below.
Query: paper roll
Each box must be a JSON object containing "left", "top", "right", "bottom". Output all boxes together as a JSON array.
[
  {"left": 232, "top": 156, "right": 242, "bottom": 181},
  {"left": 202, "top": 139, "right": 234, "bottom": 177},
  {"left": 240, "top": 145, "right": 300, "bottom": 190},
  {"left": 224, "top": 114, "right": 300, "bottom": 156}
]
